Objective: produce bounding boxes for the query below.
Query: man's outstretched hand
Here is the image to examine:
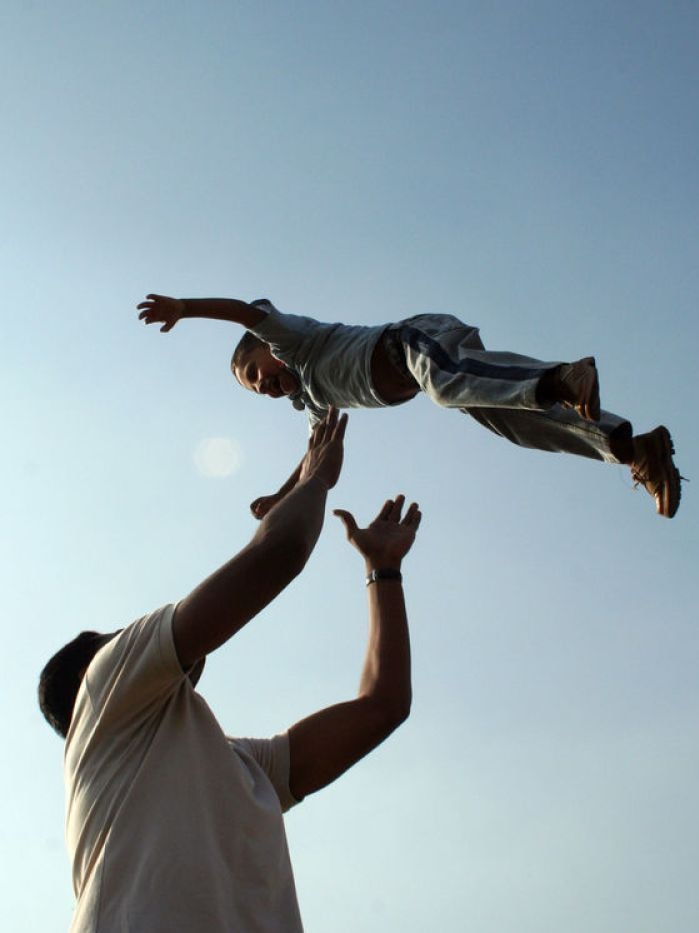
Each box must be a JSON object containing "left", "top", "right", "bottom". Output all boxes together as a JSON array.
[
  {"left": 249, "top": 408, "right": 348, "bottom": 519},
  {"left": 299, "top": 407, "right": 348, "bottom": 492},
  {"left": 137, "top": 294, "right": 185, "bottom": 332},
  {"left": 334, "top": 495, "right": 421, "bottom": 570}
]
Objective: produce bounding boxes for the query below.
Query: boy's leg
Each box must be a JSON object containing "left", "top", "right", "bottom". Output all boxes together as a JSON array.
[
  {"left": 467, "top": 406, "right": 681, "bottom": 515},
  {"left": 465, "top": 404, "right": 631, "bottom": 462},
  {"left": 399, "top": 314, "right": 564, "bottom": 411},
  {"left": 395, "top": 314, "right": 681, "bottom": 514}
]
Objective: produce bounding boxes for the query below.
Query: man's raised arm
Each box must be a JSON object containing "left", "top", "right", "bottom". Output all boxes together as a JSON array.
[
  {"left": 287, "top": 494, "right": 420, "bottom": 800},
  {"left": 172, "top": 409, "right": 348, "bottom": 669}
]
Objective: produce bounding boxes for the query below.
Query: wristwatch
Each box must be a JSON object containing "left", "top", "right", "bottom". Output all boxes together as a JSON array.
[{"left": 365, "top": 568, "right": 403, "bottom": 586}]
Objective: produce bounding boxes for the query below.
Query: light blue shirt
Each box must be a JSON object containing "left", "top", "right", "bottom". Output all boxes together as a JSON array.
[{"left": 250, "top": 300, "right": 390, "bottom": 428}]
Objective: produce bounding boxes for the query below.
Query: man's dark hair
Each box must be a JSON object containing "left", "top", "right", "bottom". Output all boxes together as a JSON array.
[
  {"left": 38, "top": 631, "right": 105, "bottom": 738},
  {"left": 230, "top": 331, "right": 267, "bottom": 381}
]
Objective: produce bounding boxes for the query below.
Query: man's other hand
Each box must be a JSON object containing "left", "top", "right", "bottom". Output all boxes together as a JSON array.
[{"left": 334, "top": 495, "right": 421, "bottom": 569}]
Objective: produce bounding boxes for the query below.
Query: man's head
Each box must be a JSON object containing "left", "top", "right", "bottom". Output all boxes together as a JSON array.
[
  {"left": 38, "top": 631, "right": 113, "bottom": 738},
  {"left": 231, "top": 333, "right": 299, "bottom": 399}
]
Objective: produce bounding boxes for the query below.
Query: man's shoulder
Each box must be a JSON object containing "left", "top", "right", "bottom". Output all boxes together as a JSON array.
[{"left": 76, "top": 605, "right": 181, "bottom": 724}]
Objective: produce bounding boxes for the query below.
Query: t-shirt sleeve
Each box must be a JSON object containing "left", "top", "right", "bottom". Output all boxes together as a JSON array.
[
  {"left": 77, "top": 604, "right": 187, "bottom": 735},
  {"left": 248, "top": 304, "right": 321, "bottom": 363},
  {"left": 232, "top": 733, "right": 300, "bottom": 812}
]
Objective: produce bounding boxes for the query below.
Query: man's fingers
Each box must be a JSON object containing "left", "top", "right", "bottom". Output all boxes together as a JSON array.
[
  {"left": 308, "top": 421, "right": 324, "bottom": 448},
  {"left": 333, "top": 509, "right": 358, "bottom": 538},
  {"left": 332, "top": 412, "right": 348, "bottom": 440},
  {"left": 310, "top": 408, "right": 343, "bottom": 447},
  {"left": 375, "top": 496, "right": 404, "bottom": 522},
  {"left": 313, "top": 409, "right": 332, "bottom": 443},
  {"left": 402, "top": 502, "right": 421, "bottom": 526},
  {"left": 323, "top": 406, "right": 339, "bottom": 438},
  {"left": 387, "top": 494, "right": 406, "bottom": 522},
  {"left": 377, "top": 498, "right": 395, "bottom": 522}
]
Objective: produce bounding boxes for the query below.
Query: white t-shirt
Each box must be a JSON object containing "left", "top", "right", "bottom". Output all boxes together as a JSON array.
[
  {"left": 64, "top": 605, "right": 303, "bottom": 932},
  {"left": 249, "top": 300, "right": 390, "bottom": 427}
]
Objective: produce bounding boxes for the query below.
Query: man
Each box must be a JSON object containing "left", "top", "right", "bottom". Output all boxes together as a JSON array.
[{"left": 38, "top": 409, "right": 421, "bottom": 932}]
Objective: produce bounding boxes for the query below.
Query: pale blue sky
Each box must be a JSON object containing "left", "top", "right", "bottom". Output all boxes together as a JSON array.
[{"left": 3, "top": 2, "right": 698, "bottom": 931}]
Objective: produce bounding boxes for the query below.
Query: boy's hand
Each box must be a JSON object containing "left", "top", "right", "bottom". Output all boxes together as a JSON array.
[
  {"left": 250, "top": 493, "right": 283, "bottom": 520},
  {"left": 299, "top": 408, "right": 348, "bottom": 491},
  {"left": 137, "top": 294, "right": 186, "bottom": 333},
  {"left": 334, "top": 495, "right": 421, "bottom": 570}
]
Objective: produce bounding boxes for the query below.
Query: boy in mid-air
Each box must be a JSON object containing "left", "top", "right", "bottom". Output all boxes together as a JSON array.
[{"left": 138, "top": 293, "right": 682, "bottom": 519}]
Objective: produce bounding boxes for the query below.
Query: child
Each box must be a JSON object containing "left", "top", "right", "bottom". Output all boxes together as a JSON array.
[{"left": 137, "top": 293, "right": 682, "bottom": 519}]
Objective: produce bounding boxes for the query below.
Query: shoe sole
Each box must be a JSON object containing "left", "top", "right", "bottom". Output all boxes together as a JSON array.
[{"left": 650, "top": 426, "right": 681, "bottom": 518}]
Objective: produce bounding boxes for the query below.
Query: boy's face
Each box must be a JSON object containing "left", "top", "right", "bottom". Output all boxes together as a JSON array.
[{"left": 235, "top": 346, "right": 299, "bottom": 399}]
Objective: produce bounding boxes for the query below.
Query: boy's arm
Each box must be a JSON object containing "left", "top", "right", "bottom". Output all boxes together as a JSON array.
[
  {"left": 287, "top": 495, "right": 420, "bottom": 800},
  {"left": 250, "top": 417, "right": 328, "bottom": 520},
  {"left": 172, "top": 410, "right": 348, "bottom": 669},
  {"left": 250, "top": 459, "right": 305, "bottom": 520},
  {"left": 137, "top": 294, "right": 267, "bottom": 333}
]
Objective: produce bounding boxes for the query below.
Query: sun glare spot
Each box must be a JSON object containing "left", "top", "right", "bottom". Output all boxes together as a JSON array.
[{"left": 193, "top": 437, "right": 242, "bottom": 478}]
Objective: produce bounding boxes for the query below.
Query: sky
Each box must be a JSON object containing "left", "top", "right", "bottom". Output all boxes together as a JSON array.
[{"left": 3, "top": 1, "right": 698, "bottom": 930}]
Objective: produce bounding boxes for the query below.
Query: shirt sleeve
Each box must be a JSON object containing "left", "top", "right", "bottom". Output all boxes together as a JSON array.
[
  {"left": 231, "top": 733, "right": 301, "bottom": 812},
  {"left": 248, "top": 304, "right": 321, "bottom": 363},
  {"left": 77, "top": 604, "right": 187, "bottom": 736}
]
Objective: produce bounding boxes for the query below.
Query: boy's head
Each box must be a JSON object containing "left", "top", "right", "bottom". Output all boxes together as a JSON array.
[
  {"left": 38, "top": 631, "right": 114, "bottom": 738},
  {"left": 231, "top": 333, "right": 300, "bottom": 399}
]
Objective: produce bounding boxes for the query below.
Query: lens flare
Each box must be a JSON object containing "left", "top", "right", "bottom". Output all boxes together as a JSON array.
[{"left": 193, "top": 437, "right": 242, "bottom": 478}]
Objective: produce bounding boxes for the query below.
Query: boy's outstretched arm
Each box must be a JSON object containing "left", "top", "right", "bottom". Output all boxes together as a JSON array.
[
  {"left": 250, "top": 459, "right": 305, "bottom": 520},
  {"left": 287, "top": 495, "right": 420, "bottom": 800},
  {"left": 137, "top": 294, "right": 266, "bottom": 333},
  {"left": 172, "top": 409, "right": 348, "bottom": 669}
]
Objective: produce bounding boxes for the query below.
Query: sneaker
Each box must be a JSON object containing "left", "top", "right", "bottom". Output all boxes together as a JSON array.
[
  {"left": 630, "top": 426, "right": 682, "bottom": 518},
  {"left": 557, "top": 357, "right": 600, "bottom": 421}
]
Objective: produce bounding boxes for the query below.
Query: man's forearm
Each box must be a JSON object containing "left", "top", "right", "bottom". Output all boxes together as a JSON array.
[
  {"left": 286, "top": 572, "right": 411, "bottom": 800},
  {"left": 276, "top": 460, "right": 303, "bottom": 497},
  {"left": 181, "top": 298, "right": 266, "bottom": 329},
  {"left": 173, "top": 479, "right": 330, "bottom": 668},
  {"left": 359, "top": 576, "right": 412, "bottom": 720},
  {"left": 253, "top": 474, "right": 329, "bottom": 568}
]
